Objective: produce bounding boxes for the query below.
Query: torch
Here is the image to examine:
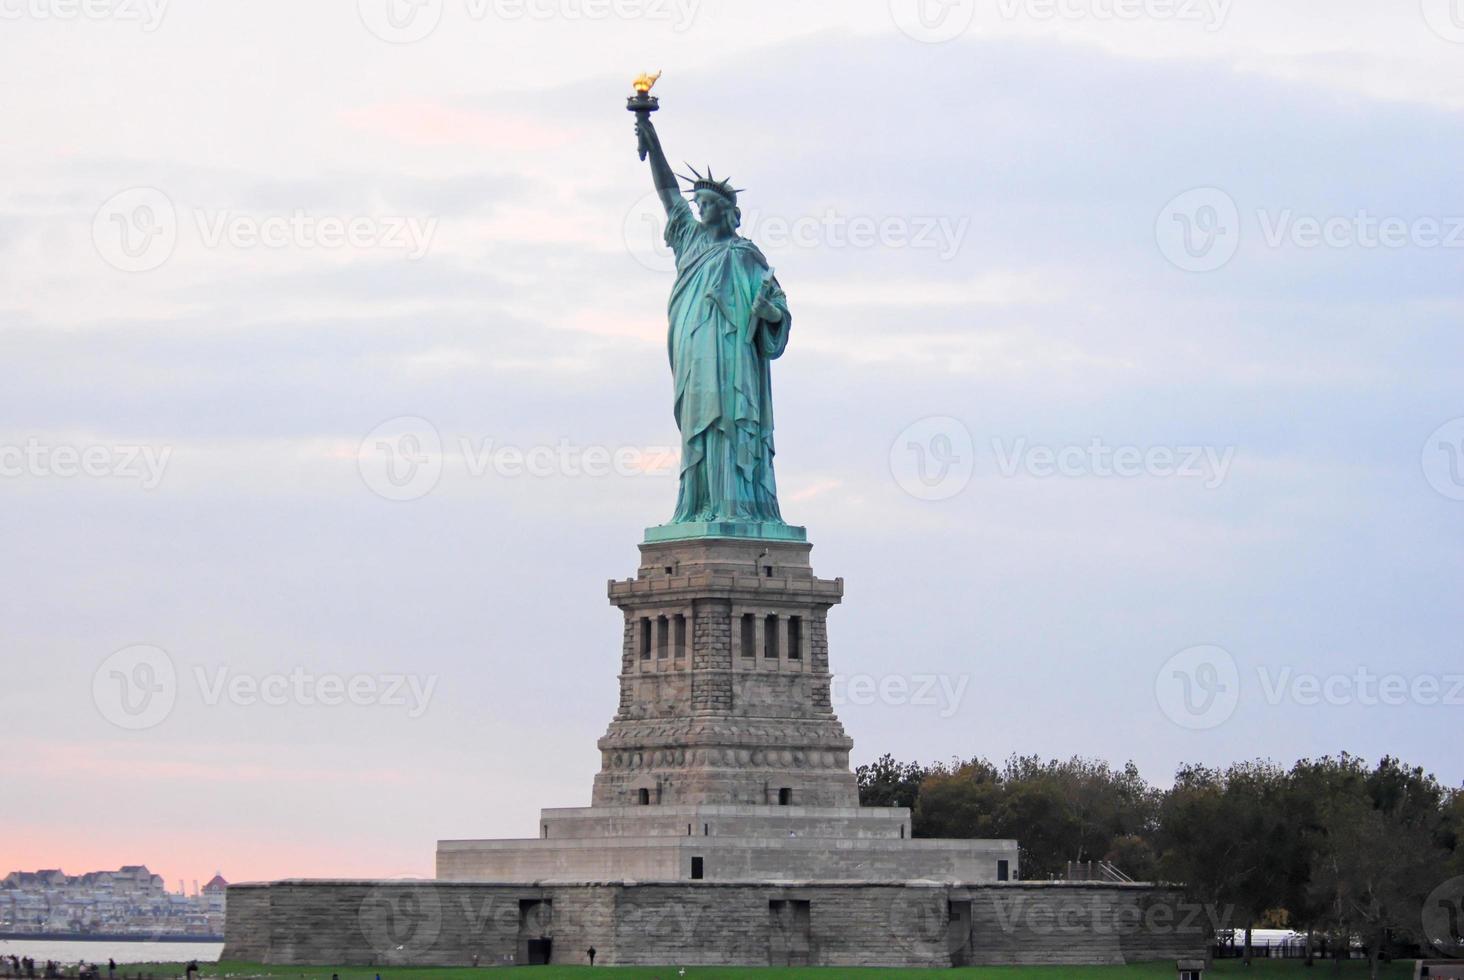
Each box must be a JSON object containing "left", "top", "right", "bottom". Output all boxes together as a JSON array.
[{"left": 627, "top": 71, "right": 662, "bottom": 161}]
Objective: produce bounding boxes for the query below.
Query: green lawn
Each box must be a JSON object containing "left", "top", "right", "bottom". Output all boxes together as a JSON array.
[{"left": 106, "top": 959, "right": 1416, "bottom": 980}]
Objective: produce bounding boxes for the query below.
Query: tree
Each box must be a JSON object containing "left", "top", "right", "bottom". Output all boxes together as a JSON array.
[
  {"left": 1105, "top": 833, "right": 1160, "bottom": 884},
  {"left": 1300, "top": 755, "right": 1453, "bottom": 980},
  {"left": 912, "top": 755, "right": 1155, "bottom": 880},
  {"left": 1308, "top": 794, "right": 1438, "bottom": 978},
  {"left": 910, "top": 758, "right": 1002, "bottom": 838},
  {"left": 860, "top": 743, "right": 1463, "bottom": 971},
  {"left": 1443, "top": 788, "right": 1464, "bottom": 877},
  {"left": 1156, "top": 761, "right": 1292, "bottom": 964},
  {"left": 1277, "top": 758, "right": 1345, "bottom": 965},
  {"left": 855, "top": 753, "right": 929, "bottom": 810}
]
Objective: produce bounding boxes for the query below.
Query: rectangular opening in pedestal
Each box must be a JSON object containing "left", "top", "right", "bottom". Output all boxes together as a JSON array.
[
  {"left": 674, "top": 614, "right": 687, "bottom": 658},
  {"left": 768, "top": 900, "right": 811, "bottom": 966},
  {"left": 788, "top": 616, "right": 802, "bottom": 659},
  {"left": 948, "top": 900, "right": 973, "bottom": 966},
  {"left": 518, "top": 899, "right": 552, "bottom": 966},
  {"left": 740, "top": 613, "right": 755, "bottom": 658},
  {"left": 778, "top": 787, "right": 792, "bottom": 806},
  {"left": 691, "top": 856, "right": 704, "bottom": 880},
  {"left": 764, "top": 614, "right": 779, "bottom": 658},
  {"left": 998, "top": 859, "right": 1010, "bottom": 881},
  {"left": 640, "top": 618, "right": 651, "bottom": 660},
  {"left": 657, "top": 615, "right": 669, "bottom": 658}
]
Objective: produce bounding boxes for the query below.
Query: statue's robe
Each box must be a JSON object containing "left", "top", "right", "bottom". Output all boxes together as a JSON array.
[{"left": 663, "top": 196, "right": 791, "bottom": 524}]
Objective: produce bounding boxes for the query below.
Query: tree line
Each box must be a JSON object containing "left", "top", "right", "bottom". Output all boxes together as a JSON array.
[{"left": 856, "top": 752, "right": 1463, "bottom": 977}]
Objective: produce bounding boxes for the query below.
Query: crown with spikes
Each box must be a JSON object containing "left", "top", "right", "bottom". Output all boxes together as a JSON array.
[{"left": 677, "top": 164, "right": 745, "bottom": 206}]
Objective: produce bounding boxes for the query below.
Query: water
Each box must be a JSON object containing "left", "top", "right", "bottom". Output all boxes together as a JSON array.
[{"left": 0, "top": 941, "right": 223, "bottom": 966}]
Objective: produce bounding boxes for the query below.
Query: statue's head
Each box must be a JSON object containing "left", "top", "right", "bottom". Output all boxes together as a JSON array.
[
  {"left": 694, "top": 190, "right": 740, "bottom": 235},
  {"left": 680, "top": 165, "right": 743, "bottom": 236}
]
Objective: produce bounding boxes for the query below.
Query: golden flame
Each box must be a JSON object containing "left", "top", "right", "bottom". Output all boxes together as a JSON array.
[{"left": 632, "top": 70, "right": 662, "bottom": 95}]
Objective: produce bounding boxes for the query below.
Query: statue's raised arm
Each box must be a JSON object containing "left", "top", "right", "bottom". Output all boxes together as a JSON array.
[{"left": 635, "top": 116, "right": 681, "bottom": 215}]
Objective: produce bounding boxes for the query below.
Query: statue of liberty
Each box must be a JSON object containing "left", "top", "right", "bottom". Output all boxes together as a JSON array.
[{"left": 633, "top": 93, "right": 798, "bottom": 539}]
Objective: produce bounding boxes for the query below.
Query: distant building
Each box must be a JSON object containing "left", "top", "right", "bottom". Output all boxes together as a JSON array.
[
  {"left": 201, "top": 874, "right": 229, "bottom": 930},
  {"left": 0, "top": 865, "right": 224, "bottom": 937}
]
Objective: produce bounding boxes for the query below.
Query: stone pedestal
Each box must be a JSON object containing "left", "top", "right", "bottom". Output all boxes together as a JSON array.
[
  {"left": 592, "top": 537, "right": 858, "bottom": 809},
  {"left": 432, "top": 535, "right": 1017, "bottom": 887}
]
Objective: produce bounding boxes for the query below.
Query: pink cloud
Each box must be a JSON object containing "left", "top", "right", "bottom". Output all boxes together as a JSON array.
[
  {"left": 1, "top": 740, "right": 437, "bottom": 886},
  {"left": 1, "top": 825, "right": 432, "bottom": 890}
]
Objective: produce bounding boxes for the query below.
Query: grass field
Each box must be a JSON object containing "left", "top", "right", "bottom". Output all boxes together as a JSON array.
[{"left": 106, "top": 959, "right": 1415, "bottom": 980}]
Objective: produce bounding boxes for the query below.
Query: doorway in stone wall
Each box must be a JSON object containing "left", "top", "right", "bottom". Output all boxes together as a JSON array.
[
  {"left": 768, "top": 899, "right": 812, "bottom": 966},
  {"left": 948, "top": 900, "right": 973, "bottom": 967},
  {"left": 517, "top": 899, "right": 552, "bottom": 965}
]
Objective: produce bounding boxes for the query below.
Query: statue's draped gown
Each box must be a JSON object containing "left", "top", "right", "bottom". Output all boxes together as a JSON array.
[{"left": 663, "top": 196, "right": 792, "bottom": 524}]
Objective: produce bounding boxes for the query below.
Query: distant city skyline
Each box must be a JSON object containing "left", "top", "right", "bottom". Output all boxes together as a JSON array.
[
  {"left": 1, "top": 866, "right": 226, "bottom": 938},
  {"left": 4, "top": 867, "right": 226, "bottom": 897}
]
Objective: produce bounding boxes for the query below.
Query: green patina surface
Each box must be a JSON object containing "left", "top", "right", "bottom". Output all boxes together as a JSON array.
[
  {"left": 633, "top": 103, "right": 795, "bottom": 540},
  {"left": 643, "top": 522, "right": 807, "bottom": 544}
]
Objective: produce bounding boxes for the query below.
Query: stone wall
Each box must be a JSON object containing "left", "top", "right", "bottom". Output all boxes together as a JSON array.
[
  {"left": 958, "top": 883, "right": 1213, "bottom": 966},
  {"left": 219, "top": 884, "right": 269, "bottom": 962},
  {"left": 225, "top": 879, "right": 1207, "bottom": 968},
  {"left": 537, "top": 803, "right": 912, "bottom": 840},
  {"left": 436, "top": 834, "right": 1016, "bottom": 884}
]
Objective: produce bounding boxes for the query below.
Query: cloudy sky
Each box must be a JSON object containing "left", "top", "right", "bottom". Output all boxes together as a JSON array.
[{"left": 3, "top": 0, "right": 1462, "bottom": 889}]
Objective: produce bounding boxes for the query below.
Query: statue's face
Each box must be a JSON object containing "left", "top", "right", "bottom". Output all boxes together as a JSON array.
[{"left": 695, "top": 192, "right": 728, "bottom": 228}]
